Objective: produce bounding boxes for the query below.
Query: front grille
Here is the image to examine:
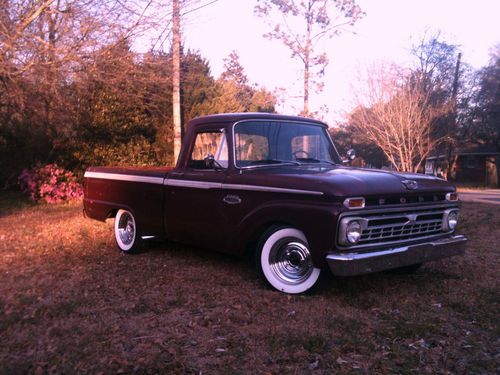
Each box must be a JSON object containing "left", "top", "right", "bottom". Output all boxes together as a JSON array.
[
  {"left": 360, "top": 212, "right": 443, "bottom": 244},
  {"left": 338, "top": 205, "right": 457, "bottom": 249}
]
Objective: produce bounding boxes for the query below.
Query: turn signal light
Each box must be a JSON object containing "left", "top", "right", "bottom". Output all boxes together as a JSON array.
[
  {"left": 343, "top": 197, "right": 365, "bottom": 209},
  {"left": 446, "top": 192, "right": 458, "bottom": 201}
]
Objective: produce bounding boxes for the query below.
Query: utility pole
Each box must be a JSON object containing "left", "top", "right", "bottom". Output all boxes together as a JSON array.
[
  {"left": 451, "top": 52, "right": 462, "bottom": 102},
  {"left": 446, "top": 52, "right": 462, "bottom": 180},
  {"left": 172, "top": 0, "right": 181, "bottom": 165}
]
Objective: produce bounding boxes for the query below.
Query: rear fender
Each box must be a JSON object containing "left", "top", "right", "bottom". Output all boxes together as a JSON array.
[{"left": 83, "top": 198, "right": 134, "bottom": 223}]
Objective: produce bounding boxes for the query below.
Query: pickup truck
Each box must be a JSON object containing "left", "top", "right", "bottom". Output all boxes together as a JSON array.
[{"left": 83, "top": 112, "right": 467, "bottom": 294}]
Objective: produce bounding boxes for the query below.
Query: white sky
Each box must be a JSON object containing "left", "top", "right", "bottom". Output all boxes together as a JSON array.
[{"left": 138, "top": 0, "right": 500, "bottom": 124}]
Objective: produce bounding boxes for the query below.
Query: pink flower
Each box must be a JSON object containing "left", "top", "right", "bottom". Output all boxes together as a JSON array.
[{"left": 18, "top": 164, "right": 83, "bottom": 204}]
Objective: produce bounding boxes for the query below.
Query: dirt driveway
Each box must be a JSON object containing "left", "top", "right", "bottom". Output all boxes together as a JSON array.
[
  {"left": 459, "top": 189, "right": 500, "bottom": 205},
  {"left": 0, "top": 197, "right": 498, "bottom": 374}
]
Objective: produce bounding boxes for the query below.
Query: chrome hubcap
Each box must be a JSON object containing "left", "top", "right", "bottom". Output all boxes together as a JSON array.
[
  {"left": 269, "top": 240, "right": 313, "bottom": 285},
  {"left": 118, "top": 213, "right": 135, "bottom": 246}
]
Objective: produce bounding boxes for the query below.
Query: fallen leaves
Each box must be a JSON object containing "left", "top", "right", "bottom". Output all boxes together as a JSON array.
[{"left": 0, "top": 200, "right": 498, "bottom": 373}]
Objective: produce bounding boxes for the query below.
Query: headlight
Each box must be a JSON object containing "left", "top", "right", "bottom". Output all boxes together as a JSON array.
[
  {"left": 443, "top": 209, "right": 459, "bottom": 232},
  {"left": 346, "top": 220, "right": 362, "bottom": 244},
  {"left": 447, "top": 211, "right": 458, "bottom": 231}
]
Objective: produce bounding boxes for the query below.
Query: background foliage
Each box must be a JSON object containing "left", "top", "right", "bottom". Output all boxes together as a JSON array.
[
  {"left": 0, "top": 2, "right": 498, "bottom": 188},
  {"left": 0, "top": 1, "right": 276, "bottom": 188}
]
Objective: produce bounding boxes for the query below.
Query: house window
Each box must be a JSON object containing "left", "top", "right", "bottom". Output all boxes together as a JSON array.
[
  {"left": 425, "top": 160, "right": 434, "bottom": 175},
  {"left": 465, "top": 155, "right": 477, "bottom": 169}
]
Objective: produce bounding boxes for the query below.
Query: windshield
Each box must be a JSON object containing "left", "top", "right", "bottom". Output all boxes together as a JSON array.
[{"left": 234, "top": 121, "right": 341, "bottom": 168}]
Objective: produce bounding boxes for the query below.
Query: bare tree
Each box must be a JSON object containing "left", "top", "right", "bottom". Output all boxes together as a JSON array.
[
  {"left": 0, "top": 0, "right": 155, "bottom": 184},
  {"left": 0, "top": 0, "right": 137, "bottom": 129},
  {"left": 255, "top": 0, "right": 363, "bottom": 116},
  {"left": 411, "top": 33, "right": 464, "bottom": 179},
  {"left": 350, "top": 64, "right": 446, "bottom": 173}
]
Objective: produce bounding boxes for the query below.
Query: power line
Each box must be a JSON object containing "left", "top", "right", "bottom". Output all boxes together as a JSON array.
[
  {"left": 151, "top": 0, "right": 220, "bottom": 51},
  {"left": 181, "top": 0, "right": 220, "bottom": 17},
  {"left": 152, "top": 20, "right": 172, "bottom": 51}
]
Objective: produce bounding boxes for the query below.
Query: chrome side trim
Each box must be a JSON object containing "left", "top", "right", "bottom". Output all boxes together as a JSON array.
[
  {"left": 84, "top": 171, "right": 164, "bottom": 185},
  {"left": 164, "top": 178, "right": 323, "bottom": 195},
  {"left": 164, "top": 179, "right": 221, "bottom": 189},
  {"left": 85, "top": 172, "right": 324, "bottom": 195},
  {"left": 222, "top": 183, "right": 323, "bottom": 195}
]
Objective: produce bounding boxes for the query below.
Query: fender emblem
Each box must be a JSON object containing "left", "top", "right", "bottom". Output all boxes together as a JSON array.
[
  {"left": 402, "top": 180, "right": 418, "bottom": 190},
  {"left": 223, "top": 195, "right": 242, "bottom": 205}
]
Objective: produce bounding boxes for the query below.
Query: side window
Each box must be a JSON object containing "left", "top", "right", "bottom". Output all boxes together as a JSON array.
[{"left": 190, "top": 131, "right": 228, "bottom": 169}]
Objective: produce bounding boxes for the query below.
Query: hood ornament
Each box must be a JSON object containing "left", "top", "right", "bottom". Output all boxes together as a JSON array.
[{"left": 402, "top": 179, "right": 418, "bottom": 190}]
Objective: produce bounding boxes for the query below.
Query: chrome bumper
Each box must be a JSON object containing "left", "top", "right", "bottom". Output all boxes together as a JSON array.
[{"left": 326, "top": 235, "right": 467, "bottom": 277}]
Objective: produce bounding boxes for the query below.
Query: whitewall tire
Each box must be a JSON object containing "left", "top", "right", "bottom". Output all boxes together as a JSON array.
[
  {"left": 114, "top": 209, "right": 143, "bottom": 253},
  {"left": 257, "top": 227, "right": 321, "bottom": 294}
]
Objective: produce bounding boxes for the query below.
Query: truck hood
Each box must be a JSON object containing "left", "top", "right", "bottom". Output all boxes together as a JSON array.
[{"left": 238, "top": 165, "right": 454, "bottom": 198}]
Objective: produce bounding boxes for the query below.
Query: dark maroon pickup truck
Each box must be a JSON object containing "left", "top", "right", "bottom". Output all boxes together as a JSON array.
[{"left": 84, "top": 113, "right": 467, "bottom": 294}]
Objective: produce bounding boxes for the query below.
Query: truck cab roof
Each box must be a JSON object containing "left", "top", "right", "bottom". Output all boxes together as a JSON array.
[{"left": 187, "top": 112, "right": 328, "bottom": 128}]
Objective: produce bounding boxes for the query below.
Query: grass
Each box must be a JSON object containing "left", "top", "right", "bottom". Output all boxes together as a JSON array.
[
  {"left": 0, "top": 191, "right": 36, "bottom": 216},
  {"left": 0, "top": 194, "right": 499, "bottom": 374}
]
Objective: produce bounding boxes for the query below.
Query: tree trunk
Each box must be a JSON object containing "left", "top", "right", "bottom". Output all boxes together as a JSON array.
[
  {"left": 45, "top": 4, "right": 57, "bottom": 137},
  {"left": 303, "top": 59, "right": 309, "bottom": 116},
  {"left": 302, "top": 2, "right": 312, "bottom": 117},
  {"left": 172, "top": 0, "right": 182, "bottom": 165}
]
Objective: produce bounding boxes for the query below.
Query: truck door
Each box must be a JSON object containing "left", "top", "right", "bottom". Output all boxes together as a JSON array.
[{"left": 164, "top": 129, "right": 229, "bottom": 249}]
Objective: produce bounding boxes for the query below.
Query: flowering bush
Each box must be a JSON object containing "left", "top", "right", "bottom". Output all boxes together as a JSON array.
[{"left": 18, "top": 164, "right": 83, "bottom": 204}]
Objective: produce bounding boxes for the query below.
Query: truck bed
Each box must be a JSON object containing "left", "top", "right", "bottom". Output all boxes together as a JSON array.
[{"left": 84, "top": 166, "right": 174, "bottom": 238}]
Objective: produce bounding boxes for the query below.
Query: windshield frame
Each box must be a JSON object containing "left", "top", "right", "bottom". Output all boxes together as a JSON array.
[{"left": 232, "top": 119, "right": 342, "bottom": 170}]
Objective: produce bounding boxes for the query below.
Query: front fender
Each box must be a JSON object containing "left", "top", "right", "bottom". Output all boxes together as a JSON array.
[{"left": 231, "top": 200, "right": 342, "bottom": 268}]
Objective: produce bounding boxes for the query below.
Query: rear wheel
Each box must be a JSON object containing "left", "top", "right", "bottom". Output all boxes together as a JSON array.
[
  {"left": 114, "top": 209, "right": 144, "bottom": 253},
  {"left": 257, "top": 227, "right": 321, "bottom": 294}
]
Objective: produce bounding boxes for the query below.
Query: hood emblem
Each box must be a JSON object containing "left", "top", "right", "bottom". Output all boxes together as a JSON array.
[{"left": 402, "top": 179, "right": 418, "bottom": 190}]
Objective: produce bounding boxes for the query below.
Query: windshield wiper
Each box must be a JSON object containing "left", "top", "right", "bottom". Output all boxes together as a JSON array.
[
  {"left": 249, "top": 159, "right": 301, "bottom": 166},
  {"left": 295, "top": 157, "right": 336, "bottom": 165}
]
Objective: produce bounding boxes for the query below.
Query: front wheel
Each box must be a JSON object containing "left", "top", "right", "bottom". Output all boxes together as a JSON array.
[
  {"left": 257, "top": 227, "right": 321, "bottom": 294},
  {"left": 114, "top": 209, "right": 144, "bottom": 253}
]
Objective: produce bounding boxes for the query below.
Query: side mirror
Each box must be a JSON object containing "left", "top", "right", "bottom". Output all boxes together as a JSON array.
[
  {"left": 204, "top": 154, "right": 216, "bottom": 168},
  {"left": 204, "top": 154, "right": 224, "bottom": 169},
  {"left": 347, "top": 149, "right": 356, "bottom": 161},
  {"left": 343, "top": 148, "right": 356, "bottom": 163}
]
